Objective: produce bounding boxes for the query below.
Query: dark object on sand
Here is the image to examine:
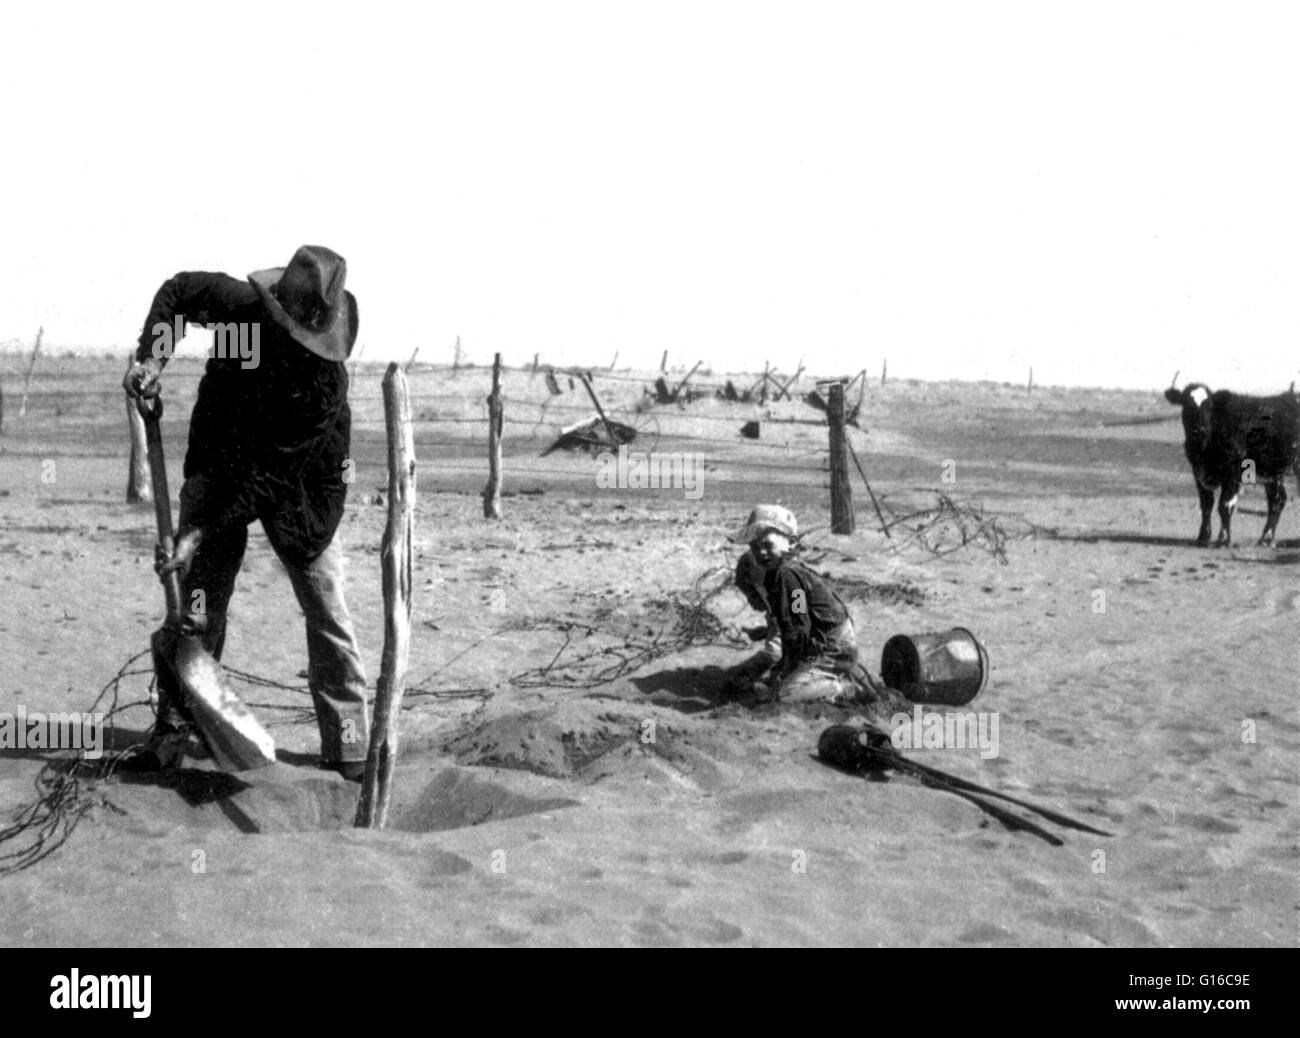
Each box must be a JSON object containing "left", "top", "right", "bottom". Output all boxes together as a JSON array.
[
  {"left": 540, "top": 414, "right": 637, "bottom": 456},
  {"left": 740, "top": 420, "right": 760, "bottom": 439},
  {"left": 881, "top": 627, "right": 988, "bottom": 706},
  {"left": 817, "top": 724, "right": 893, "bottom": 772},
  {"left": 818, "top": 723, "right": 1112, "bottom": 845},
  {"left": 139, "top": 395, "right": 276, "bottom": 771}
]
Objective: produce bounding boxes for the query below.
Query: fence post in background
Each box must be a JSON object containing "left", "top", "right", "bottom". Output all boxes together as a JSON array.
[
  {"left": 660, "top": 349, "right": 668, "bottom": 373},
  {"left": 18, "top": 326, "right": 43, "bottom": 419},
  {"left": 483, "top": 352, "right": 504, "bottom": 520},
  {"left": 125, "top": 354, "right": 152, "bottom": 503},
  {"left": 828, "top": 380, "right": 855, "bottom": 535},
  {"left": 673, "top": 360, "right": 703, "bottom": 401},
  {"left": 349, "top": 339, "right": 366, "bottom": 383},
  {"left": 404, "top": 345, "right": 420, "bottom": 373},
  {"left": 609, "top": 350, "right": 618, "bottom": 371},
  {"left": 452, "top": 335, "right": 462, "bottom": 378},
  {"left": 759, "top": 361, "right": 770, "bottom": 404},
  {"left": 772, "top": 363, "right": 804, "bottom": 401},
  {"left": 356, "top": 362, "right": 416, "bottom": 830},
  {"left": 1027, "top": 366, "right": 1034, "bottom": 396},
  {"left": 579, "top": 372, "right": 620, "bottom": 449}
]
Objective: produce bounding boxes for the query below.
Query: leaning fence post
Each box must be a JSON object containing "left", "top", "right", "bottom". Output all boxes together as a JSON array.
[
  {"left": 355, "top": 363, "right": 417, "bottom": 829},
  {"left": 828, "top": 380, "right": 855, "bottom": 534},
  {"left": 579, "top": 371, "right": 620, "bottom": 449},
  {"left": 124, "top": 354, "right": 153, "bottom": 503},
  {"left": 18, "top": 326, "right": 42, "bottom": 419},
  {"left": 483, "top": 352, "right": 504, "bottom": 519},
  {"left": 846, "top": 439, "right": 890, "bottom": 540}
]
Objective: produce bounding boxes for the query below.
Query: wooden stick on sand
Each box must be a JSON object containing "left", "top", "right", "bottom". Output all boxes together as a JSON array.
[
  {"left": 124, "top": 353, "right": 152, "bottom": 503},
  {"left": 356, "top": 363, "right": 417, "bottom": 829},
  {"left": 483, "top": 352, "right": 503, "bottom": 519}
]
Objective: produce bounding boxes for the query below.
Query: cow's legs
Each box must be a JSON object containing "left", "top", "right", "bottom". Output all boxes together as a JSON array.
[
  {"left": 1260, "top": 477, "right": 1286, "bottom": 546},
  {"left": 1193, "top": 472, "right": 1215, "bottom": 545},
  {"left": 1216, "top": 480, "right": 1241, "bottom": 547}
]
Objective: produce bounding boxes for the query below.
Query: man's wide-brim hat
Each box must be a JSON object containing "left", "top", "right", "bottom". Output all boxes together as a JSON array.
[
  {"left": 729, "top": 504, "right": 799, "bottom": 544},
  {"left": 248, "top": 245, "right": 358, "bottom": 362}
]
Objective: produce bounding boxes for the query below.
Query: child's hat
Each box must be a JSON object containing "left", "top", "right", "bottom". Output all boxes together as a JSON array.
[{"left": 729, "top": 504, "right": 798, "bottom": 544}]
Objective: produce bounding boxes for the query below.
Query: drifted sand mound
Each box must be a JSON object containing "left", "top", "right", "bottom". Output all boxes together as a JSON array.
[{"left": 437, "top": 690, "right": 874, "bottom": 795}]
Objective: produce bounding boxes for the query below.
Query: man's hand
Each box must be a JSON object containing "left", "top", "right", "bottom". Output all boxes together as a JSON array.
[
  {"left": 157, "top": 527, "right": 205, "bottom": 579},
  {"left": 123, "top": 356, "right": 163, "bottom": 400}
]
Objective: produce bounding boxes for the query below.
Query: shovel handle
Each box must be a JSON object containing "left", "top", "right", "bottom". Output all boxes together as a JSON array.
[{"left": 138, "top": 395, "right": 185, "bottom": 625}]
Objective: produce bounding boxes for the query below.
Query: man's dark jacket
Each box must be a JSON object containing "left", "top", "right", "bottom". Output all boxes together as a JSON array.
[{"left": 135, "top": 272, "right": 351, "bottom": 566}]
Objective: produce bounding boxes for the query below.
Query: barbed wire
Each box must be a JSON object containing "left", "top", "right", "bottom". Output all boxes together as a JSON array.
[{"left": 508, "top": 565, "right": 746, "bottom": 690}]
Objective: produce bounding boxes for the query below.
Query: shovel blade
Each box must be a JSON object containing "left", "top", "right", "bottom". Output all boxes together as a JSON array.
[{"left": 172, "top": 635, "right": 277, "bottom": 772}]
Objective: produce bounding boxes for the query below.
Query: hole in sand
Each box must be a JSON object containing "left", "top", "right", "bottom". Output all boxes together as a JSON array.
[{"left": 107, "top": 764, "right": 578, "bottom": 835}]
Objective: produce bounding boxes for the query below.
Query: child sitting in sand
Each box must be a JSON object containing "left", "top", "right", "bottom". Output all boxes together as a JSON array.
[
  {"left": 729, "top": 505, "right": 863, "bottom": 703},
  {"left": 732, "top": 548, "right": 783, "bottom": 678}
]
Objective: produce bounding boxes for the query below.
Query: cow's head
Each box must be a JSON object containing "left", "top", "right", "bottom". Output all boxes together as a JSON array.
[{"left": 1165, "top": 383, "right": 1214, "bottom": 452}]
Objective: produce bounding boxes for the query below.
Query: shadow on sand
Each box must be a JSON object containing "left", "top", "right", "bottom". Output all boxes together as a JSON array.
[
  {"left": 1050, "top": 530, "right": 1300, "bottom": 562},
  {"left": 630, "top": 664, "right": 749, "bottom": 713}
]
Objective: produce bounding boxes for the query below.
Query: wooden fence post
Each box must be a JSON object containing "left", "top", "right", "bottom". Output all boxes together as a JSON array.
[
  {"left": 355, "top": 363, "right": 417, "bottom": 830},
  {"left": 579, "top": 372, "right": 620, "bottom": 449},
  {"left": 18, "top": 326, "right": 42, "bottom": 418},
  {"left": 881, "top": 358, "right": 887, "bottom": 386},
  {"left": 828, "top": 381, "right": 855, "bottom": 534},
  {"left": 660, "top": 349, "right": 668, "bottom": 373},
  {"left": 125, "top": 354, "right": 152, "bottom": 503},
  {"left": 483, "top": 353, "right": 504, "bottom": 519}
]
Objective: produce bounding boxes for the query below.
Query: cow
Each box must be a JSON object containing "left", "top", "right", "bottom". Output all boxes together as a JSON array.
[{"left": 1164, "top": 383, "right": 1300, "bottom": 547}]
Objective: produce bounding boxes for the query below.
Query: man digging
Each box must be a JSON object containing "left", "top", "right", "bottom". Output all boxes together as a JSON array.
[{"left": 122, "top": 245, "right": 371, "bottom": 781}]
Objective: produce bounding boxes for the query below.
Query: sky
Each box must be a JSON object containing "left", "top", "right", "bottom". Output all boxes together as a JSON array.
[{"left": 2, "top": 1, "right": 1298, "bottom": 392}]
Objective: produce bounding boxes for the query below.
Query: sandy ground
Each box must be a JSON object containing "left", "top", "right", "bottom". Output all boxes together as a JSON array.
[{"left": 0, "top": 358, "right": 1296, "bottom": 946}]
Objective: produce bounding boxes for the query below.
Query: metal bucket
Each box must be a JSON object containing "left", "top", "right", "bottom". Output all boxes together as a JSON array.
[{"left": 880, "top": 627, "right": 989, "bottom": 706}]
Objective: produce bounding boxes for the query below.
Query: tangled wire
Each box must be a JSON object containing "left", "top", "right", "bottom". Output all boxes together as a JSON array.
[
  {"left": 873, "top": 491, "right": 1048, "bottom": 565},
  {"left": 0, "top": 653, "right": 321, "bottom": 877},
  {"left": 0, "top": 651, "right": 150, "bottom": 876},
  {"left": 510, "top": 565, "right": 747, "bottom": 689}
]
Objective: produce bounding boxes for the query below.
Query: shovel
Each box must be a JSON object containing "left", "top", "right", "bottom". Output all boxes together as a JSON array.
[{"left": 138, "top": 394, "right": 276, "bottom": 772}]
